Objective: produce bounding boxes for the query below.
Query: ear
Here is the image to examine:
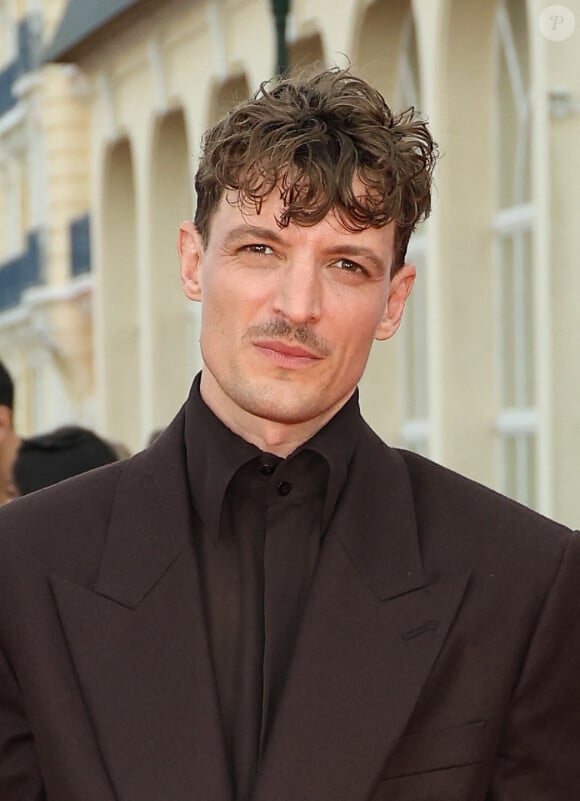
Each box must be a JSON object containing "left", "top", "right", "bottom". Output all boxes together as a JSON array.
[
  {"left": 375, "top": 263, "right": 416, "bottom": 342},
  {"left": 178, "top": 221, "right": 204, "bottom": 302}
]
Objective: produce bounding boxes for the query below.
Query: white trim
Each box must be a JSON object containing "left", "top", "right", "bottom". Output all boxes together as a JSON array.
[
  {"left": 0, "top": 102, "right": 25, "bottom": 137},
  {"left": 496, "top": 5, "right": 527, "bottom": 118},
  {"left": 514, "top": 100, "right": 531, "bottom": 203},
  {"left": 399, "top": 418, "right": 430, "bottom": 444},
  {"left": 496, "top": 407, "right": 537, "bottom": 434},
  {"left": 147, "top": 37, "right": 168, "bottom": 114},
  {"left": 530, "top": 0, "right": 553, "bottom": 517},
  {"left": 12, "top": 71, "right": 43, "bottom": 98},
  {"left": 24, "top": 274, "right": 93, "bottom": 307},
  {"left": 0, "top": 305, "right": 29, "bottom": 329},
  {"left": 0, "top": 276, "right": 92, "bottom": 343},
  {"left": 492, "top": 203, "right": 533, "bottom": 233},
  {"left": 205, "top": 0, "right": 228, "bottom": 81},
  {"left": 494, "top": 0, "right": 538, "bottom": 507},
  {"left": 514, "top": 232, "right": 526, "bottom": 405},
  {"left": 396, "top": 10, "right": 430, "bottom": 457}
]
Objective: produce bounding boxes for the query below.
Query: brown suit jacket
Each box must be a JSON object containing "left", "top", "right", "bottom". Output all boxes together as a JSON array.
[{"left": 1, "top": 402, "right": 579, "bottom": 801}]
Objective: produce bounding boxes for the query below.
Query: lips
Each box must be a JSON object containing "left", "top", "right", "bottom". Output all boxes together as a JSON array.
[{"left": 254, "top": 340, "right": 323, "bottom": 361}]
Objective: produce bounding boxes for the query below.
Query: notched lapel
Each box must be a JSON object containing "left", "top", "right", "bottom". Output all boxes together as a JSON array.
[
  {"left": 254, "top": 433, "right": 471, "bottom": 801},
  {"left": 93, "top": 421, "right": 194, "bottom": 608},
  {"left": 50, "top": 413, "right": 232, "bottom": 801},
  {"left": 254, "top": 538, "right": 470, "bottom": 801}
]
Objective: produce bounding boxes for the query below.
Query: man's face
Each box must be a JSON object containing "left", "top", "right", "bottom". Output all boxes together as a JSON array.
[{"left": 179, "top": 189, "right": 415, "bottom": 432}]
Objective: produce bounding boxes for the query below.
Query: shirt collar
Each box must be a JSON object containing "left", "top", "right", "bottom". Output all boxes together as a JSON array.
[
  {"left": 289, "top": 390, "right": 361, "bottom": 529},
  {"left": 184, "top": 373, "right": 362, "bottom": 537}
]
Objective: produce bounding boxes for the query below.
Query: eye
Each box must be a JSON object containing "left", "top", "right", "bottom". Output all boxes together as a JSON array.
[
  {"left": 335, "top": 258, "right": 366, "bottom": 275},
  {"left": 243, "top": 243, "right": 275, "bottom": 255}
]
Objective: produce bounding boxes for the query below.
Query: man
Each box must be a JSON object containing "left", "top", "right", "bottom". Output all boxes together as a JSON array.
[
  {"left": 0, "top": 360, "right": 21, "bottom": 504},
  {"left": 0, "top": 67, "right": 579, "bottom": 801},
  {"left": 10, "top": 425, "right": 119, "bottom": 497}
]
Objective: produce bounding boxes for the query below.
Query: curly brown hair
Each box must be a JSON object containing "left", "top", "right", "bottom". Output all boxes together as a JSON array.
[{"left": 194, "top": 66, "right": 438, "bottom": 272}]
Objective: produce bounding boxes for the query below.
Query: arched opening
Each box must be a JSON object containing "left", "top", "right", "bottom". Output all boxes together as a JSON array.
[
  {"left": 350, "top": 0, "right": 409, "bottom": 99},
  {"left": 288, "top": 32, "right": 325, "bottom": 70},
  {"left": 149, "top": 108, "right": 193, "bottom": 430},
  {"left": 101, "top": 137, "right": 141, "bottom": 451},
  {"left": 208, "top": 73, "right": 250, "bottom": 127}
]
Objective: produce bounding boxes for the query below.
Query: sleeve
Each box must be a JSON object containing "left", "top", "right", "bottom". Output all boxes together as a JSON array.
[
  {"left": 0, "top": 644, "right": 46, "bottom": 801},
  {"left": 490, "top": 529, "right": 580, "bottom": 799}
]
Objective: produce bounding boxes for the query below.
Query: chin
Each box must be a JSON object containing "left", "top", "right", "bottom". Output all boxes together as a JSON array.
[
  {"left": 235, "top": 384, "right": 326, "bottom": 425},
  {"left": 247, "top": 398, "right": 320, "bottom": 425}
]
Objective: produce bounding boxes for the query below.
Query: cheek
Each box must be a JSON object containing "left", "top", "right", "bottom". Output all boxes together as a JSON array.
[
  {"left": 334, "top": 302, "right": 386, "bottom": 356},
  {"left": 200, "top": 278, "right": 254, "bottom": 342}
]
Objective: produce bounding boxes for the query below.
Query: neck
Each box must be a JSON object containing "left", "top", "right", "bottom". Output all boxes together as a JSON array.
[{"left": 199, "top": 370, "right": 348, "bottom": 457}]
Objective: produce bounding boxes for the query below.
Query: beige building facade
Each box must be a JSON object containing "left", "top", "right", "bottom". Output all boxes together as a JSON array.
[
  {"left": 1, "top": 0, "right": 579, "bottom": 527},
  {"left": 0, "top": 0, "right": 93, "bottom": 432}
]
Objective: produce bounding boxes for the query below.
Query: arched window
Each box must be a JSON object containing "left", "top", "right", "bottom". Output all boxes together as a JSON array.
[
  {"left": 493, "top": 0, "right": 536, "bottom": 505},
  {"left": 149, "top": 109, "right": 192, "bottom": 430},
  {"left": 208, "top": 73, "right": 250, "bottom": 127},
  {"left": 100, "top": 138, "right": 141, "bottom": 451},
  {"left": 396, "top": 11, "right": 430, "bottom": 456}
]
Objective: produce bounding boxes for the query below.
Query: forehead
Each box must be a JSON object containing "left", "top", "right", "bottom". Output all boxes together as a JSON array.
[{"left": 210, "top": 189, "right": 395, "bottom": 250}]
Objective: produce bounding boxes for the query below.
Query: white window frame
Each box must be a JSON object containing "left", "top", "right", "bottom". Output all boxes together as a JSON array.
[
  {"left": 493, "top": 0, "right": 537, "bottom": 507},
  {"left": 396, "top": 11, "right": 430, "bottom": 457}
]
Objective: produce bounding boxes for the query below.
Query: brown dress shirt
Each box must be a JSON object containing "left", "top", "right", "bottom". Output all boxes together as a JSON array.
[{"left": 184, "top": 376, "right": 361, "bottom": 801}]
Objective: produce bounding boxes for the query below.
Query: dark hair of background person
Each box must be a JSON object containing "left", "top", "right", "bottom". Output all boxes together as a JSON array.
[
  {"left": 12, "top": 425, "right": 119, "bottom": 496},
  {"left": 194, "top": 66, "right": 438, "bottom": 274},
  {"left": 0, "top": 361, "right": 14, "bottom": 410}
]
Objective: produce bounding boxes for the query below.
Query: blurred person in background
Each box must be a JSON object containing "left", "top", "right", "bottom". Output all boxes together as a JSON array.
[
  {"left": 10, "top": 426, "right": 119, "bottom": 498},
  {"left": 0, "top": 360, "right": 21, "bottom": 505},
  {"left": 0, "top": 67, "right": 579, "bottom": 801}
]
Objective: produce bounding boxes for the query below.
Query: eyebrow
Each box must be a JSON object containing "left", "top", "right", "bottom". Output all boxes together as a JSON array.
[{"left": 223, "top": 225, "right": 286, "bottom": 248}]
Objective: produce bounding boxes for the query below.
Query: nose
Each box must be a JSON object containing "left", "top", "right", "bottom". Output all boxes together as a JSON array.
[{"left": 271, "top": 258, "right": 322, "bottom": 325}]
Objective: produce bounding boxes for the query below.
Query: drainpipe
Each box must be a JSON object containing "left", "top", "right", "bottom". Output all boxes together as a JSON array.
[{"left": 271, "top": 0, "right": 290, "bottom": 75}]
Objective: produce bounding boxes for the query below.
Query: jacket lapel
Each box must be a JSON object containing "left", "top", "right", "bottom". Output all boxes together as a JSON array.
[
  {"left": 254, "top": 427, "right": 470, "bottom": 801},
  {"left": 49, "top": 403, "right": 468, "bottom": 801},
  {"left": 50, "top": 410, "right": 232, "bottom": 801}
]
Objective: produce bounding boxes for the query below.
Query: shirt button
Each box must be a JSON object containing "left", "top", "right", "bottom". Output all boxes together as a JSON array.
[
  {"left": 260, "top": 463, "right": 276, "bottom": 476},
  {"left": 276, "top": 480, "right": 292, "bottom": 496}
]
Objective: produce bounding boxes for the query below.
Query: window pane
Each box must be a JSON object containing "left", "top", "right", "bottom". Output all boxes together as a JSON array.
[
  {"left": 499, "top": 235, "right": 516, "bottom": 408},
  {"left": 522, "top": 229, "right": 535, "bottom": 405},
  {"left": 499, "top": 432, "right": 537, "bottom": 507},
  {"left": 502, "top": 435, "right": 518, "bottom": 499}
]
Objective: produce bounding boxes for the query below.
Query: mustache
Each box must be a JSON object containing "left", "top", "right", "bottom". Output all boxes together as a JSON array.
[{"left": 245, "top": 319, "right": 330, "bottom": 356}]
